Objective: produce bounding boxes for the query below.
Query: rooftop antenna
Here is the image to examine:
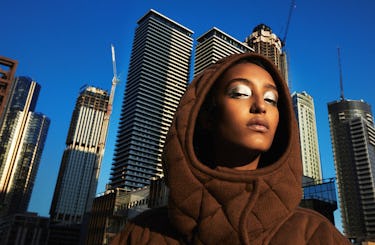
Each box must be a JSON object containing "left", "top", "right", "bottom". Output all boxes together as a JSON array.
[{"left": 337, "top": 47, "right": 345, "bottom": 100}]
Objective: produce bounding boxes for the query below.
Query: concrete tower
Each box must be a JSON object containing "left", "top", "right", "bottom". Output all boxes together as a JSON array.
[
  {"left": 194, "top": 27, "right": 253, "bottom": 76},
  {"left": 292, "top": 91, "right": 322, "bottom": 181},
  {"left": 109, "top": 9, "right": 193, "bottom": 191},
  {"left": 245, "top": 24, "right": 289, "bottom": 86},
  {"left": 50, "top": 86, "right": 109, "bottom": 224},
  {"left": 0, "top": 56, "right": 18, "bottom": 127},
  {"left": 328, "top": 99, "right": 375, "bottom": 243}
]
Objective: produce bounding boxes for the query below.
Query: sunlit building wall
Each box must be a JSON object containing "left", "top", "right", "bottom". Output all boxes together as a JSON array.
[
  {"left": 292, "top": 91, "right": 322, "bottom": 181},
  {"left": 245, "top": 24, "right": 289, "bottom": 86},
  {"left": 50, "top": 86, "right": 109, "bottom": 224},
  {"left": 194, "top": 27, "right": 253, "bottom": 76},
  {"left": 109, "top": 9, "right": 193, "bottom": 191}
]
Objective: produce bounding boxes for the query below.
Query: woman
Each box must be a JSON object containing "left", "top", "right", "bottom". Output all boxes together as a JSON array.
[{"left": 111, "top": 53, "right": 350, "bottom": 244}]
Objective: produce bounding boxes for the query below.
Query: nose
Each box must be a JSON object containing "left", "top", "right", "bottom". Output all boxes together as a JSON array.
[{"left": 250, "top": 97, "right": 266, "bottom": 114}]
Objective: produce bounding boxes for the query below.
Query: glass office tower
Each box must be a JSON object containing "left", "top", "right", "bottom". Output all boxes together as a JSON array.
[{"left": 0, "top": 77, "right": 49, "bottom": 216}]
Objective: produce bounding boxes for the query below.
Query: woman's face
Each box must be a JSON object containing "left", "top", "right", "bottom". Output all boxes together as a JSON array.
[{"left": 212, "top": 62, "right": 279, "bottom": 156}]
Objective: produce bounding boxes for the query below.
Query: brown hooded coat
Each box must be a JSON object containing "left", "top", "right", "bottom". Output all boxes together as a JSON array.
[{"left": 110, "top": 53, "right": 351, "bottom": 244}]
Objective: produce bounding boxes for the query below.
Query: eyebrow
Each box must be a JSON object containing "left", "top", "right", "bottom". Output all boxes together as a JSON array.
[{"left": 225, "top": 78, "right": 278, "bottom": 91}]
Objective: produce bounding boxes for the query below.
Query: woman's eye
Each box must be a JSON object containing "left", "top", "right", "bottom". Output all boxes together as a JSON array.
[
  {"left": 227, "top": 85, "right": 252, "bottom": 99},
  {"left": 264, "top": 91, "right": 278, "bottom": 106}
]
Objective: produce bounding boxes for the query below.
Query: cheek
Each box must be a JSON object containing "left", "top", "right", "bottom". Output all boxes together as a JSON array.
[
  {"left": 215, "top": 104, "right": 244, "bottom": 131},
  {"left": 271, "top": 111, "right": 280, "bottom": 135}
]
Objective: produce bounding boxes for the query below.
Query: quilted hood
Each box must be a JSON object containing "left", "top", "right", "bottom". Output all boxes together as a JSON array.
[{"left": 162, "top": 53, "right": 303, "bottom": 244}]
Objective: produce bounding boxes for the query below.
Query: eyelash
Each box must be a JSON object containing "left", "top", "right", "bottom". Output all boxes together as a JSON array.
[
  {"left": 229, "top": 92, "right": 249, "bottom": 98},
  {"left": 228, "top": 85, "right": 251, "bottom": 99},
  {"left": 264, "top": 97, "right": 278, "bottom": 106}
]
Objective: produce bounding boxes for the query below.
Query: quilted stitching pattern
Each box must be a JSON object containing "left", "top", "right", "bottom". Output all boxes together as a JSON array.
[{"left": 162, "top": 53, "right": 304, "bottom": 244}]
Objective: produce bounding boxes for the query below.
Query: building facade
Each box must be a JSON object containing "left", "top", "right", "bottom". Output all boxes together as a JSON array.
[
  {"left": 109, "top": 9, "right": 194, "bottom": 191},
  {"left": 292, "top": 91, "right": 322, "bottom": 181},
  {"left": 0, "top": 77, "right": 50, "bottom": 216},
  {"left": 0, "top": 56, "right": 18, "bottom": 126},
  {"left": 50, "top": 86, "right": 109, "bottom": 224},
  {"left": 0, "top": 212, "right": 49, "bottom": 245},
  {"left": 194, "top": 27, "right": 253, "bottom": 76},
  {"left": 245, "top": 24, "right": 289, "bottom": 86},
  {"left": 300, "top": 178, "right": 338, "bottom": 224},
  {"left": 328, "top": 99, "right": 375, "bottom": 243}
]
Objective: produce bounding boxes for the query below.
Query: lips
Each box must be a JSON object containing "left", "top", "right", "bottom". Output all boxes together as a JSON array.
[{"left": 247, "top": 118, "right": 269, "bottom": 132}]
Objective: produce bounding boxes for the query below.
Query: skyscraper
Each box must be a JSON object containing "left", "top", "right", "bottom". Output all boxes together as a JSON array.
[
  {"left": 328, "top": 99, "right": 375, "bottom": 243},
  {"left": 194, "top": 27, "right": 253, "bottom": 76},
  {"left": 50, "top": 86, "right": 109, "bottom": 224},
  {"left": 292, "top": 91, "right": 322, "bottom": 181},
  {"left": 109, "top": 9, "right": 194, "bottom": 191},
  {"left": 0, "top": 56, "right": 18, "bottom": 127},
  {"left": 0, "top": 76, "right": 50, "bottom": 216},
  {"left": 245, "top": 24, "right": 289, "bottom": 86}
]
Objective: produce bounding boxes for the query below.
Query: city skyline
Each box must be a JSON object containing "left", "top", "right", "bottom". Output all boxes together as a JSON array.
[{"left": 1, "top": 1, "right": 375, "bottom": 232}]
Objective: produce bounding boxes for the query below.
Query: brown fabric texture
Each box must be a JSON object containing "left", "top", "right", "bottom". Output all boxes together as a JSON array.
[{"left": 111, "top": 53, "right": 350, "bottom": 244}]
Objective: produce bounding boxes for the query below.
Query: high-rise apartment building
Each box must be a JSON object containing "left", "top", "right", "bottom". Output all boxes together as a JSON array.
[
  {"left": 328, "top": 99, "right": 375, "bottom": 243},
  {"left": 194, "top": 27, "right": 253, "bottom": 76},
  {"left": 292, "top": 91, "right": 322, "bottom": 181},
  {"left": 0, "top": 56, "right": 18, "bottom": 126},
  {"left": 109, "top": 9, "right": 193, "bottom": 191},
  {"left": 245, "top": 24, "right": 289, "bottom": 86},
  {"left": 0, "top": 76, "right": 50, "bottom": 216},
  {"left": 50, "top": 86, "right": 109, "bottom": 224}
]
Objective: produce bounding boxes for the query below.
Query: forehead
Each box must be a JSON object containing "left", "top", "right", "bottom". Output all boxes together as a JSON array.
[{"left": 215, "top": 62, "right": 276, "bottom": 89}]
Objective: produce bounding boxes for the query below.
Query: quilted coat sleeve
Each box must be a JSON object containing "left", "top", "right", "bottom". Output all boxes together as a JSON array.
[
  {"left": 271, "top": 208, "right": 351, "bottom": 245},
  {"left": 306, "top": 221, "right": 352, "bottom": 245},
  {"left": 110, "top": 207, "right": 182, "bottom": 245}
]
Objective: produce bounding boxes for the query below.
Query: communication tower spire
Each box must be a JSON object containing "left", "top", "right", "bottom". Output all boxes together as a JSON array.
[{"left": 337, "top": 47, "right": 345, "bottom": 100}]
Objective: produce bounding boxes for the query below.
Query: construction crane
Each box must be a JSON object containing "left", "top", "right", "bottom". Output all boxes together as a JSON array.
[
  {"left": 85, "top": 44, "right": 120, "bottom": 210},
  {"left": 282, "top": 0, "right": 296, "bottom": 49},
  {"left": 98, "top": 44, "right": 119, "bottom": 150},
  {"left": 108, "top": 44, "right": 120, "bottom": 116}
]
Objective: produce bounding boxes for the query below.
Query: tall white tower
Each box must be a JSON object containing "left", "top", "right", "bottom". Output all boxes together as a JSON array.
[
  {"left": 292, "top": 91, "right": 322, "bottom": 181},
  {"left": 109, "top": 9, "right": 193, "bottom": 191}
]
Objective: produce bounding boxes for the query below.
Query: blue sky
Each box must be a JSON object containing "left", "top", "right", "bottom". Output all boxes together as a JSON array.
[{"left": 2, "top": 0, "right": 375, "bottom": 231}]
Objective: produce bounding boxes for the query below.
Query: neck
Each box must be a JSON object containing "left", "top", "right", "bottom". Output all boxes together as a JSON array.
[
  {"left": 233, "top": 158, "right": 260, "bottom": 170},
  {"left": 212, "top": 142, "right": 261, "bottom": 170}
]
